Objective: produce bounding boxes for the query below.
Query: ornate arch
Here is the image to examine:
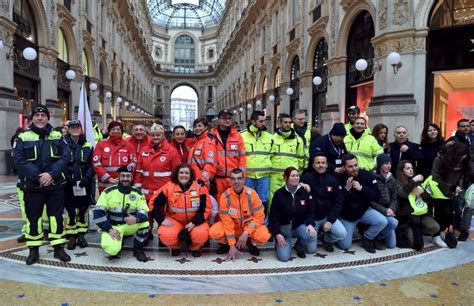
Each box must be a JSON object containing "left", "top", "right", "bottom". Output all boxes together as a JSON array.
[
  {"left": 28, "top": 0, "right": 50, "bottom": 47},
  {"left": 414, "top": 0, "right": 438, "bottom": 28},
  {"left": 82, "top": 43, "right": 97, "bottom": 77},
  {"left": 258, "top": 73, "right": 267, "bottom": 95},
  {"left": 99, "top": 59, "right": 110, "bottom": 87},
  {"left": 169, "top": 81, "right": 200, "bottom": 98},
  {"left": 284, "top": 51, "right": 300, "bottom": 82},
  {"left": 269, "top": 64, "right": 281, "bottom": 89},
  {"left": 336, "top": 1, "right": 376, "bottom": 57},
  {"left": 305, "top": 31, "right": 329, "bottom": 72},
  {"left": 57, "top": 20, "right": 78, "bottom": 66}
]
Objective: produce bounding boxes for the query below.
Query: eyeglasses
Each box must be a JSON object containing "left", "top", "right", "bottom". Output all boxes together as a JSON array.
[{"left": 459, "top": 125, "right": 470, "bottom": 128}]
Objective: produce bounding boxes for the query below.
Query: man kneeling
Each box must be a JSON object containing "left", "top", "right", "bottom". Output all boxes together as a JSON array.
[
  {"left": 93, "top": 165, "right": 149, "bottom": 261},
  {"left": 209, "top": 169, "right": 270, "bottom": 260}
]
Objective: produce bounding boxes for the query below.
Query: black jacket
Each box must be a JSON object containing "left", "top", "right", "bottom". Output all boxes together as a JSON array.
[
  {"left": 301, "top": 171, "right": 343, "bottom": 223},
  {"left": 308, "top": 134, "right": 346, "bottom": 174},
  {"left": 268, "top": 185, "right": 315, "bottom": 237},
  {"left": 389, "top": 140, "right": 423, "bottom": 175},
  {"left": 65, "top": 134, "right": 94, "bottom": 188},
  {"left": 13, "top": 124, "right": 70, "bottom": 191},
  {"left": 370, "top": 173, "right": 399, "bottom": 215},
  {"left": 447, "top": 131, "right": 472, "bottom": 146},
  {"left": 419, "top": 140, "right": 445, "bottom": 179},
  {"left": 336, "top": 169, "right": 381, "bottom": 221}
]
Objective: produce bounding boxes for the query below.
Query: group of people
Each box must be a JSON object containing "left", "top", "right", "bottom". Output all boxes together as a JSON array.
[{"left": 12, "top": 104, "right": 473, "bottom": 265}]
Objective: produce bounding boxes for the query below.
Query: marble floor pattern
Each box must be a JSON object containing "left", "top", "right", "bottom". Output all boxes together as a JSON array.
[{"left": 0, "top": 175, "right": 473, "bottom": 303}]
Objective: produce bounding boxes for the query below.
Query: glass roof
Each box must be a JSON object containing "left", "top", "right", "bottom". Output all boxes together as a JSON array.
[{"left": 147, "top": 0, "right": 227, "bottom": 30}]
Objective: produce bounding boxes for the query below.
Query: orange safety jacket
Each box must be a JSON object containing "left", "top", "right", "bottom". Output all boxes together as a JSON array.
[
  {"left": 210, "top": 127, "right": 246, "bottom": 178},
  {"left": 134, "top": 141, "right": 181, "bottom": 199},
  {"left": 149, "top": 181, "right": 211, "bottom": 224},
  {"left": 188, "top": 132, "right": 217, "bottom": 186},
  {"left": 218, "top": 186, "right": 265, "bottom": 246},
  {"left": 126, "top": 135, "right": 152, "bottom": 155},
  {"left": 92, "top": 139, "right": 136, "bottom": 190}
]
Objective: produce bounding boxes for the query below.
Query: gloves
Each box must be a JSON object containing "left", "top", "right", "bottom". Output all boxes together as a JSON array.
[{"left": 78, "top": 178, "right": 89, "bottom": 188}]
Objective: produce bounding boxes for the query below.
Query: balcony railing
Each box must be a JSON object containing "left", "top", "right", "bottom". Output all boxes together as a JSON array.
[{"left": 155, "top": 64, "right": 215, "bottom": 74}]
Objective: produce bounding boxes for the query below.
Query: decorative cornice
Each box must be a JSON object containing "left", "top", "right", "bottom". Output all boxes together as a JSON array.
[
  {"left": 307, "top": 16, "right": 329, "bottom": 37},
  {"left": 82, "top": 29, "right": 95, "bottom": 46},
  {"left": 372, "top": 29, "right": 429, "bottom": 58},
  {"left": 56, "top": 3, "right": 76, "bottom": 26},
  {"left": 326, "top": 56, "right": 347, "bottom": 77}
]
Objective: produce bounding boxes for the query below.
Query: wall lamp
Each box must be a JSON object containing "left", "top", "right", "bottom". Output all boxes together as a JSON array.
[
  {"left": 0, "top": 34, "right": 37, "bottom": 70},
  {"left": 387, "top": 52, "right": 402, "bottom": 74},
  {"left": 355, "top": 58, "right": 382, "bottom": 78}
]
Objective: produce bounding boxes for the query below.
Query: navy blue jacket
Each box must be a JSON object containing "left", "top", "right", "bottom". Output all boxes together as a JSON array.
[
  {"left": 308, "top": 134, "right": 346, "bottom": 174},
  {"left": 13, "top": 124, "right": 70, "bottom": 191},
  {"left": 268, "top": 185, "right": 316, "bottom": 237},
  {"left": 336, "top": 169, "right": 381, "bottom": 221},
  {"left": 389, "top": 140, "right": 423, "bottom": 174},
  {"left": 301, "top": 171, "right": 343, "bottom": 223},
  {"left": 64, "top": 134, "right": 95, "bottom": 187}
]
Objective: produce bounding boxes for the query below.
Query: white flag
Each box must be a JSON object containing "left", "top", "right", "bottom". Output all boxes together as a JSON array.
[{"left": 78, "top": 82, "right": 96, "bottom": 147}]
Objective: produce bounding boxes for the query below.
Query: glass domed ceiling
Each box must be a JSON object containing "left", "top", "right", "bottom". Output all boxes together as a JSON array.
[{"left": 147, "top": 0, "right": 227, "bottom": 30}]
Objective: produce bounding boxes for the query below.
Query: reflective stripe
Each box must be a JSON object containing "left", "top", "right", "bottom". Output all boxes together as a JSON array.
[
  {"left": 226, "top": 234, "right": 235, "bottom": 239},
  {"left": 219, "top": 210, "right": 228, "bottom": 215},
  {"left": 110, "top": 215, "right": 124, "bottom": 222},
  {"left": 201, "top": 171, "right": 210, "bottom": 179},
  {"left": 248, "top": 222, "right": 257, "bottom": 230},
  {"left": 217, "top": 151, "right": 241, "bottom": 157},
  {"left": 141, "top": 188, "right": 149, "bottom": 194},
  {"left": 153, "top": 171, "right": 172, "bottom": 177},
  {"left": 253, "top": 204, "right": 264, "bottom": 211},
  {"left": 353, "top": 151, "right": 374, "bottom": 159},
  {"left": 270, "top": 167, "right": 289, "bottom": 172},
  {"left": 95, "top": 205, "right": 107, "bottom": 211},
  {"left": 93, "top": 216, "right": 108, "bottom": 223},
  {"left": 135, "top": 169, "right": 144, "bottom": 174},
  {"left": 246, "top": 167, "right": 271, "bottom": 172},
  {"left": 134, "top": 236, "right": 146, "bottom": 242},
  {"left": 109, "top": 207, "right": 124, "bottom": 213},
  {"left": 98, "top": 182, "right": 115, "bottom": 188},
  {"left": 273, "top": 152, "right": 298, "bottom": 158},
  {"left": 168, "top": 205, "right": 199, "bottom": 213},
  {"left": 246, "top": 192, "right": 253, "bottom": 215},
  {"left": 100, "top": 174, "right": 110, "bottom": 182},
  {"left": 93, "top": 162, "right": 102, "bottom": 167},
  {"left": 142, "top": 171, "right": 150, "bottom": 176},
  {"left": 104, "top": 166, "right": 120, "bottom": 171}
]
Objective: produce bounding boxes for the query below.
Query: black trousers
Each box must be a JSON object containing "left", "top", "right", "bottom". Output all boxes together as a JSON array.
[
  {"left": 24, "top": 188, "right": 66, "bottom": 247},
  {"left": 64, "top": 187, "right": 90, "bottom": 237},
  {"left": 433, "top": 198, "right": 454, "bottom": 235}
]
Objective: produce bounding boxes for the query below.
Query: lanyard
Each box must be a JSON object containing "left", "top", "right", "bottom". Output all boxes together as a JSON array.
[{"left": 328, "top": 135, "right": 342, "bottom": 158}]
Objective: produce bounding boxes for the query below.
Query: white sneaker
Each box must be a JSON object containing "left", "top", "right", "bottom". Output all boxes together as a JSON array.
[{"left": 432, "top": 235, "right": 448, "bottom": 248}]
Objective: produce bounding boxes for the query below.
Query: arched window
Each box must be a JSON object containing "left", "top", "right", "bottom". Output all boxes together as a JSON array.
[
  {"left": 262, "top": 76, "right": 268, "bottom": 93},
  {"left": 82, "top": 50, "right": 89, "bottom": 76},
  {"left": 274, "top": 68, "right": 281, "bottom": 88},
  {"left": 312, "top": 38, "right": 328, "bottom": 128},
  {"left": 290, "top": 56, "right": 300, "bottom": 82},
  {"left": 430, "top": 0, "right": 474, "bottom": 28},
  {"left": 13, "top": 0, "right": 37, "bottom": 43},
  {"left": 174, "top": 35, "right": 195, "bottom": 70},
  {"left": 57, "top": 29, "right": 69, "bottom": 63},
  {"left": 290, "top": 56, "right": 300, "bottom": 114}
]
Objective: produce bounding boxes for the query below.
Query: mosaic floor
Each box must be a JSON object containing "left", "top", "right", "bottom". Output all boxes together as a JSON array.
[{"left": 0, "top": 176, "right": 473, "bottom": 301}]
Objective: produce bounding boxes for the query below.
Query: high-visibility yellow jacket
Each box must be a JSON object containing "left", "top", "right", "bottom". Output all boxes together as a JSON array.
[
  {"left": 240, "top": 125, "right": 273, "bottom": 179},
  {"left": 344, "top": 129, "right": 383, "bottom": 171},
  {"left": 270, "top": 129, "right": 305, "bottom": 174}
]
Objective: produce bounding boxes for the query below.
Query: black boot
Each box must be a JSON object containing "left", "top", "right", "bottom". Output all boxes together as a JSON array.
[
  {"left": 67, "top": 236, "right": 76, "bottom": 250},
  {"left": 294, "top": 248, "right": 306, "bottom": 258},
  {"left": 171, "top": 249, "right": 181, "bottom": 256},
  {"left": 53, "top": 245, "right": 71, "bottom": 262},
  {"left": 216, "top": 243, "right": 230, "bottom": 254},
  {"left": 17, "top": 234, "right": 26, "bottom": 243},
  {"left": 133, "top": 249, "right": 148, "bottom": 262},
  {"left": 246, "top": 240, "right": 260, "bottom": 256},
  {"left": 458, "top": 230, "right": 469, "bottom": 242},
  {"left": 321, "top": 240, "right": 334, "bottom": 252},
  {"left": 26, "top": 247, "right": 39, "bottom": 265},
  {"left": 76, "top": 234, "right": 88, "bottom": 248},
  {"left": 360, "top": 237, "right": 376, "bottom": 254},
  {"left": 191, "top": 250, "right": 201, "bottom": 257}
]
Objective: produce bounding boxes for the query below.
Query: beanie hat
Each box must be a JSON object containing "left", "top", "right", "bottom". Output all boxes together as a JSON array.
[
  {"left": 117, "top": 164, "right": 133, "bottom": 173},
  {"left": 107, "top": 121, "right": 123, "bottom": 132},
  {"left": 330, "top": 122, "right": 347, "bottom": 137},
  {"left": 31, "top": 105, "right": 50, "bottom": 120},
  {"left": 376, "top": 153, "right": 392, "bottom": 172}
]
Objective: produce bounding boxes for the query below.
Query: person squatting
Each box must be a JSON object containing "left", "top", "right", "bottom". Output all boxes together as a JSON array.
[{"left": 12, "top": 105, "right": 473, "bottom": 265}]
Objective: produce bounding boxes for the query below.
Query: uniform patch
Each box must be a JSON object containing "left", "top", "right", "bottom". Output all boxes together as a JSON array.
[
  {"left": 123, "top": 157, "right": 128, "bottom": 162},
  {"left": 228, "top": 207, "right": 238, "bottom": 216},
  {"left": 160, "top": 156, "right": 166, "bottom": 162},
  {"left": 129, "top": 194, "right": 136, "bottom": 201},
  {"left": 208, "top": 151, "right": 214, "bottom": 157},
  {"left": 194, "top": 150, "right": 202, "bottom": 156},
  {"left": 104, "top": 147, "right": 110, "bottom": 152},
  {"left": 327, "top": 186, "right": 332, "bottom": 192},
  {"left": 372, "top": 179, "right": 377, "bottom": 184},
  {"left": 119, "top": 149, "right": 127, "bottom": 152},
  {"left": 230, "top": 144, "right": 238, "bottom": 150},
  {"left": 93, "top": 155, "right": 99, "bottom": 161},
  {"left": 191, "top": 200, "right": 200, "bottom": 207},
  {"left": 191, "top": 190, "right": 198, "bottom": 196},
  {"left": 142, "top": 152, "right": 150, "bottom": 157},
  {"left": 300, "top": 200, "right": 306, "bottom": 206}
]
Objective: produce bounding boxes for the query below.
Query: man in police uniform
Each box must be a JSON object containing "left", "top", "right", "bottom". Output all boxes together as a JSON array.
[
  {"left": 13, "top": 105, "right": 71, "bottom": 265},
  {"left": 93, "top": 165, "right": 150, "bottom": 262}
]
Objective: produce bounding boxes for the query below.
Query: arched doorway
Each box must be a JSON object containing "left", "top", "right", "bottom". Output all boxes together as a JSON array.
[
  {"left": 345, "top": 11, "right": 374, "bottom": 122},
  {"left": 170, "top": 85, "right": 198, "bottom": 130},
  {"left": 425, "top": 0, "right": 474, "bottom": 137},
  {"left": 312, "top": 38, "right": 328, "bottom": 129},
  {"left": 289, "top": 56, "right": 300, "bottom": 115}
]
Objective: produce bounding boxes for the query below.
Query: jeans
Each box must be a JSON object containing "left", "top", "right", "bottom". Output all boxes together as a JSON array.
[
  {"left": 314, "top": 218, "right": 347, "bottom": 246},
  {"left": 245, "top": 177, "right": 269, "bottom": 204},
  {"left": 337, "top": 207, "right": 388, "bottom": 250},
  {"left": 375, "top": 216, "right": 398, "bottom": 248},
  {"left": 275, "top": 224, "right": 317, "bottom": 262}
]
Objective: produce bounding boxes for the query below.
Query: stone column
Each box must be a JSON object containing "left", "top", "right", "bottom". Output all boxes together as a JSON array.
[
  {"left": 321, "top": 57, "right": 346, "bottom": 134},
  {"left": 39, "top": 48, "right": 63, "bottom": 126},
  {"left": 279, "top": 81, "right": 291, "bottom": 115},
  {"left": 368, "top": 30, "right": 426, "bottom": 141},
  {"left": 298, "top": 71, "right": 313, "bottom": 119}
]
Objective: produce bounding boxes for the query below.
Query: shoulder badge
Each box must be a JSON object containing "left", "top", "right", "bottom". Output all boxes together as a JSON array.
[{"left": 129, "top": 194, "right": 137, "bottom": 201}]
